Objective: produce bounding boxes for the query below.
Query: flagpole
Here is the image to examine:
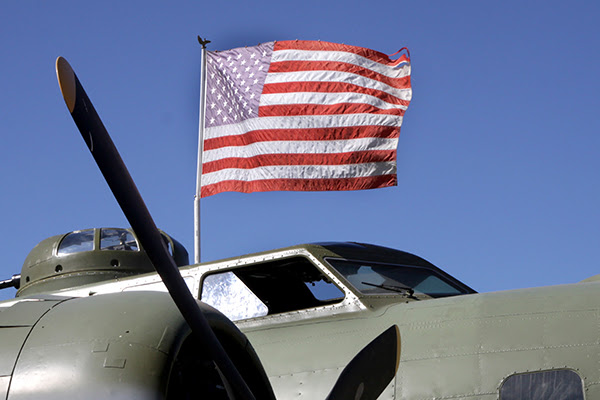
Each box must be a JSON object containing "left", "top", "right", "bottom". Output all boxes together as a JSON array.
[{"left": 194, "top": 36, "right": 210, "bottom": 264}]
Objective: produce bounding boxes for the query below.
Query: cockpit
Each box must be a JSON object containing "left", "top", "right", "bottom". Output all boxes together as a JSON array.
[{"left": 199, "top": 242, "right": 476, "bottom": 322}]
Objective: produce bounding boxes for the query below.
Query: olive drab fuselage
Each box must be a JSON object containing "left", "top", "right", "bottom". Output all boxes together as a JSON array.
[{"left": 1, "top": 234, "right": 596, "bottom": 399}]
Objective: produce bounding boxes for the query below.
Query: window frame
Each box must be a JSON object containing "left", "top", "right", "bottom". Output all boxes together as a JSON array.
[{"left": 198, "top": 251, "right": 366, "bottom": 325}]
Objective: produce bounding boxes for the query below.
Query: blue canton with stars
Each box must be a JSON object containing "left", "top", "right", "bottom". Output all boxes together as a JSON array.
[{"left": 205, "top": 42, "right": 274, "bottom": 128}]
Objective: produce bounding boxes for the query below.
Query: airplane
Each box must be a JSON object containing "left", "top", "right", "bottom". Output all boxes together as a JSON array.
[{"left": 1, "top": 56, "right": 598, "bottom": 400}]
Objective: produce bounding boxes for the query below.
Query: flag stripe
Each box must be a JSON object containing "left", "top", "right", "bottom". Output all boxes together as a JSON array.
[
  {"left": 263, "top": 80, "right": 410, "bottom": 105},
  {"left": 259, "top": 103, "right": 406, "bottom": 117},
  {"left": 272, "top": 50, "right": 399, "bottom": 73},
  {"left": 268, "top": 61, "right": 410, "bottom": 89},
  {"left": 274, "top": 40, "right": 408, "bottom": 66},
  {"left": 203, "top": 114, "right": 405, "bottom": 140},
  {"left": 201, "top": 175, "right": 397, "bottom": 197},
  {"left": 204, "top": 125, "right": 399, "bottom": 151},
  {"left": 260, "top": 91, "right": 408, "bottom": 110},
  {"left": 203, "top": 150, "right": 397, "bottom": 174},
  {"left": 202, "top": 162, "right": 396, "bottom": 186},
  {"left": 203, "top": 138, "right": 398, "bottom": 163},
  {"left": 272, "top": 44, "right": 409, "bottom": 76}
]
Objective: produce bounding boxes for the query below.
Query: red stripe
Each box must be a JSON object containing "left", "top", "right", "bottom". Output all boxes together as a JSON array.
[
  {"left": 201, "top": 174, "right": 397, "bottom": 197},
  {"left": 203, "top": 150, "right": 397, "bottom": 174},
  {"left": 263, "top": 81, "right": 410, "bottom": 106},
  {"left": 268, "top": 61, "right": 410, "bottom": 90},
  {"left": 274, "top": 40, "right": 409, "bottom": 66},
  {"left": 204, "top": 126, "right": 399, "bottom": 151},
  {"left": 259, "top": 103, "right": 406, "bottom": 117}
]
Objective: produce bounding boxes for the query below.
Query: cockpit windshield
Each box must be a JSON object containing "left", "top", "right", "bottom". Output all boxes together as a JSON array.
[{"left": 325, "top": 258, "right": 471, "bottom": 298}]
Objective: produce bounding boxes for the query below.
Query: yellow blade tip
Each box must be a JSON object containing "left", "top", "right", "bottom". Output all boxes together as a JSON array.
[{"left": 55, "top": 56, "right": 76, "bottom": 113}]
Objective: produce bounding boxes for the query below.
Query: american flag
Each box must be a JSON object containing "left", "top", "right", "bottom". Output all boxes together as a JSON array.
[{"left": 200, "top": 40, "right": 411, "bottom": 197}]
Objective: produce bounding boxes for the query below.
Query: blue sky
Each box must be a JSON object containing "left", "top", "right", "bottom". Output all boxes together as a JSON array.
[{"left": 1, "top": 1, "right": 599, "bottom": 300}]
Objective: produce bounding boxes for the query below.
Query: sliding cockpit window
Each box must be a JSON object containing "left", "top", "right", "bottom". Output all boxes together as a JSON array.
[{"left": 200, "top": 256, "right": 345, "bottom": 320}]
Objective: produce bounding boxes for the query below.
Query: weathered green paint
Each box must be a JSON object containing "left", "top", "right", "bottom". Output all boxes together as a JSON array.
[
  {"left": 6, "top": 236, "right": 595, "bottom": 399},
  {"left": 0, "top": 290, "right": 274, "bottom": 399},
  {"left": 243, "top": 281, "right": 600, "bottom": 399},
  {"left": 2, "top": 292, "right": 187, "bottom": 399}
]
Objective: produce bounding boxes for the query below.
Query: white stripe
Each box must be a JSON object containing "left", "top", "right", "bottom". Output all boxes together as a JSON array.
[
  {"left": 272, "top": 49, "right": 410, "bottom": 79},
  {"left": 202, "top": 162, "right": 397, "bottom": 185},
  {"left": 265, "top": 70, "right": 411, "bottom": 100},
  {"left": 203, "top": 114, "right": 404, "bottom": 140},
  {"left": 203, "top": 137, "right": 398, "bottom": 163},
  {"left": 259, "top": 91, "right": 408, "bottom": 111}
]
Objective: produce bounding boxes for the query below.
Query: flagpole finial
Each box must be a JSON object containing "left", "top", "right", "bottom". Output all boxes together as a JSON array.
[{"left": 197, "top": 36, "right": 211, "bottom": 48}]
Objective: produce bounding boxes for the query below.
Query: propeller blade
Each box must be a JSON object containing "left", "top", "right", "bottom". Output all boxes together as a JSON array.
[
  {"left": 326, "top": 325, "right": 400, "bottom": 400},
  {"left": 55, "top": 56, "right": 256, "bottom": 400}
]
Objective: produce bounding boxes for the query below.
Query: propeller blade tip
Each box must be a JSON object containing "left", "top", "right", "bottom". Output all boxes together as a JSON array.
[{"left": 56, "top": 56, "right": 76, "bottom": 113}]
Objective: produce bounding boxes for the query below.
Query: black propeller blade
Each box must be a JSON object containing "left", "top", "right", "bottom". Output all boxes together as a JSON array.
[
  {"left": 55, "top": 56, "right": 256, "bottom": 400},
  {"left": 326, "top": 325, "right": 401, "bottom": 400}
]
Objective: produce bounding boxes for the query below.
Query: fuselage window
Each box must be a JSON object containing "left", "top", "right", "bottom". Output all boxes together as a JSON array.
[
  {"left": 500, "top": 369, "right": 584, "bottom": 400},
  {"left": 200, "top": 257, "right": 345, "bottom": 321},
  {"left": 57, "top": 230, "right": 95, "bottom": 255}
]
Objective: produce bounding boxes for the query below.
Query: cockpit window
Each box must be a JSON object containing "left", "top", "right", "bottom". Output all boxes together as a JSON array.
[
  {"left": 100, "top": 228, "right": 139, "bottom": 251},
  {"left": 57, "top": 230, "right": 95, "bottom": 255},
  {"left": 201, "top": 257, "right": 344, "bottom": 321},
  {"left": 326, "top": 258, "right": 469, "bottom": 298},
  {"left": 202, "top": 272, "right": 269, "bottom": 320}
]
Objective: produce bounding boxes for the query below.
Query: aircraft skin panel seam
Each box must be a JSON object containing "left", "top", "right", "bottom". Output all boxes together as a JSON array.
[
  {"left": 246, "top": 328, "right": 392, "bottom": 352},
  {"left": 235, "top": 300, "right": 366, "bottom": 329},
  {"left": 406, "top": 392, "right": 497, "bottom": 400},
  {"left": 391, "top": 311, "right": 600, "bottom": 329},
  {"left": 24, "top": 339, "right": 176, "bottom": 356},
  {"left": 269, "top": 365, "right": 344, "bottom": 377},
  {"left": 5, "top": 299, "right": 68, "bottom": 399},
  {"left": 398, "top": 342, "right": 600, "bottom": 363},
  {"left": 249, "top": 299, "right": 362, "bottom": 319},
  {"left": 237, "top": 308, "right": 352, "bottom": 326}
]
